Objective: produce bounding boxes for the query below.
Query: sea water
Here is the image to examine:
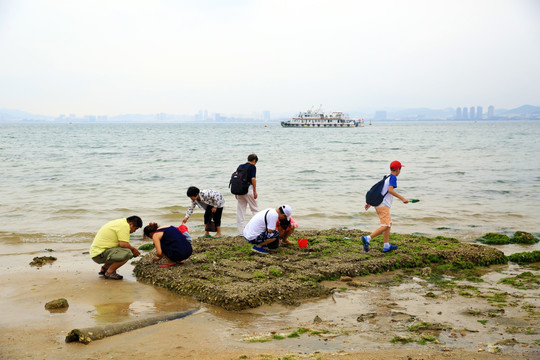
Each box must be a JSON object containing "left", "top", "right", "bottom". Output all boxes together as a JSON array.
[{"left": 1, "top": 120, "right": 539, "bottom": 246}]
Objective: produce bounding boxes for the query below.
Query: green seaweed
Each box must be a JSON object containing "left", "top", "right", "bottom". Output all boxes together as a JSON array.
[
  {"left": 512, "top": 231, "right": 539, "bottom": 244},
  {"left": 482, "top": 292, "right": 508, "bottom": 303},
  {"left": 499, "top": 271, "right": 540, "bottom": 290},
  {"left": 417, "top": 335, "right": 437, "bottom": 344},
  {"left": 390, "top": 336, "right": 414, "bottom": 344},
  {"left": 133, "top": 229, "right": 508, "bottom": 310},
  {"left": 138, "top": 243, "right": 155, "bottom": 251},
  {"left": 253, "top": 270, "right": 267, "bottom": 279},
  {"left": 476, "top": 231, "right": 538, "bottom": 245},
  {"left": 29, "top": 256, "right": 57, "bottom": 266},
  {"left": 476, "top": 232, "right": 511, "bottom": 245},
  {"left": 268, "top": 266, "right": 283, "bottom": 277},
  {"left": 507, "top": 251, "right": 540, "bottom": 264}
]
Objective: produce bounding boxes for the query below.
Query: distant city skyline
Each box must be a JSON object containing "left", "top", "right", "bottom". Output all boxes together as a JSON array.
[
  {"left": 2, "top": 103, "right": 539, "bottom": 123},
  {"left": 455, "top": 105, "right": 486, "bottom": 120},
  {"left": 1, "top": 1, "right": 539, "bottom": 117}
]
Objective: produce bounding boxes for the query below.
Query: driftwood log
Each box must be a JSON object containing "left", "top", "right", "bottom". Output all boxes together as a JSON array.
[{"left": 65, "top": 308, "right": 199, "bottom": 344}]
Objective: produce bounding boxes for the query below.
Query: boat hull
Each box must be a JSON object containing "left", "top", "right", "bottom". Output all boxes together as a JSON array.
[{"left": 281, "top": 121, "right": 360, "bottom": 128}]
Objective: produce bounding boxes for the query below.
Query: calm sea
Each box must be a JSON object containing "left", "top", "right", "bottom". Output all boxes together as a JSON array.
[{"left": 1, "top": 121, "right": 539, "bottom": 246}]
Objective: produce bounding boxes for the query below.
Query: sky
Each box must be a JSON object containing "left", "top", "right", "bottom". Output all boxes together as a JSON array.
[{"left": 0, "top": 0, "right": 539, "bottom": 117}]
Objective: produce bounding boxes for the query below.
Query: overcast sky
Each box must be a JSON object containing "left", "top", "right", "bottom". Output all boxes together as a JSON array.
[{"left": 0, "top": 0, "right": 539, "bottom": 117}]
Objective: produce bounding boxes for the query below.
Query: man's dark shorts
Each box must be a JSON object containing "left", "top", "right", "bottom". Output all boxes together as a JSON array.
[
  {"left": 92, "top": 247, "right": 133, "bottom": 264},
  {"left": 245, "top": 230, "right": 279, "bottom": 248}
]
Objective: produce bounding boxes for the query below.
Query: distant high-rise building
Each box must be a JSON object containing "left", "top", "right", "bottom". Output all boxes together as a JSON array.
[
  {"left": 469, "top": 106, "right": 475, "bottom": 120},
  {"left": 487, "top": 105, "right": 495, "bottom": 119},
  {"left": 263, "top": 110, "right": 271, "bottom": 121},
  {"left": 476, "top": 106, "right": 483, "bottom": 119},
  {"left": 462, "top": 107, "right": 469, "bottom": 119},
  {"left": 456, "top": 107, "right": 462, "bottom": 119}
]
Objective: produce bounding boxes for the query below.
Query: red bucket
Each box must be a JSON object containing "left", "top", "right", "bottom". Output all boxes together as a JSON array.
[{"left": 297, "top": 238, "right": 308, "bottom": 248}]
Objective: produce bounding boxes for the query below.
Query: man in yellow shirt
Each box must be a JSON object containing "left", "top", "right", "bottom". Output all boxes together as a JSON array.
[{"left": 90, "top": 216, "right": 142, "bottom": 280}]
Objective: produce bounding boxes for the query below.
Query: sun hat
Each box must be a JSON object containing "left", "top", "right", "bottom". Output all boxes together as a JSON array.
[
  {"left": 280, "top": 205, "right": 292, "bottom": 220},
  {"left": 390, "top": 160, "right": 404, "bottom": 170}
]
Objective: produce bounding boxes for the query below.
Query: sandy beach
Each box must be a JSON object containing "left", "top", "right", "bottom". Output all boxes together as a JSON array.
[
  {"left": 2, "top": 0, "right": 539, "bottom": 357},
  {"left": 1, "top": 235, "right": 539, "bottom": 360}
]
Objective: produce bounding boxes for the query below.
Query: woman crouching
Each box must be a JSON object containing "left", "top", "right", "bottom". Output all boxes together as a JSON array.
[{"left": 143, "top": 222, "right": 193, "bottom": 268}]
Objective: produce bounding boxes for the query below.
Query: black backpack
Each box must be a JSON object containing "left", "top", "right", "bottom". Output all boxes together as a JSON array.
[
  {"left": 229, "top": 165, "right": 251, "bottom": 195},
  {"left": 365, "top": 175, "right": 390, "bottom": 206}
]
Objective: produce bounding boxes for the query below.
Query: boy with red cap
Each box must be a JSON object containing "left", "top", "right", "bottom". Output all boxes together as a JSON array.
[{"left": 362, "top": 161, "right": 409, "bottom": 253}]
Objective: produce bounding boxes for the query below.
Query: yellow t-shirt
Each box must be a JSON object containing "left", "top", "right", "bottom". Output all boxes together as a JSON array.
[{"left": 90, "top": 218, "right": 130, "bottom": 258}]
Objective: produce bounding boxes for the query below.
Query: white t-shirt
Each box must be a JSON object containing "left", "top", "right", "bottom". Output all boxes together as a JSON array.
[
  {"left": 377, "top": 174, "right": 398, "bottom": 208},
  {"left": 243, "top": 208, "right": 278, "bottom": 241}
]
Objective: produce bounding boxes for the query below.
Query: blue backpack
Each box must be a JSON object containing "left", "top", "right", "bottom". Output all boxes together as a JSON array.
[{"left": 365, "top": 175, "right": 389, "bottom": 206}]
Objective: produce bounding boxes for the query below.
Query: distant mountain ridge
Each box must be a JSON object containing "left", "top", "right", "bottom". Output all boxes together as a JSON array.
[
  {"left": 0, "top": 108, "right": 55, "bottom": 122},
  {"left": 498, "top": 104, "right": 540, "bottom": 115}
]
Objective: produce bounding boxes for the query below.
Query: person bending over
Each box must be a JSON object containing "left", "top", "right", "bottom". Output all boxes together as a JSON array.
[
  {"left": 182, "top": 186, "right": 225, "bottom": 238},
  {"left": 90, "top": 215, "right": 142, "bottom": 280},
  {"left": 143, "top": 222, "right": 193, "bottom": 268},
  {"left": 243, "top": 205, "right": 292, "bottom": 254}
]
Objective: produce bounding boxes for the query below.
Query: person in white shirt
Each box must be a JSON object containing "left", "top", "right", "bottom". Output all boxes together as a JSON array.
[{"left": 243, "top": 205, "right": 292, "bottom": 254}]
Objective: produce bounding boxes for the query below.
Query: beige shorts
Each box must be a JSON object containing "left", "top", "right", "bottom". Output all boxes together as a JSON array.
[{"left": 376, "top": 206, "right": 392, "bottom": 227}]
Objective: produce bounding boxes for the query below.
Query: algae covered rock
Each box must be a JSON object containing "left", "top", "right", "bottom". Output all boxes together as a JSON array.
[
  {"left": 45, "top": 298, "right": 69, "bottom": 310},
  {"left": 477, "top": 231, "right": 538, "bottom": 245},
  {"left": 476, "top": 233, "right": 511, "bottom": 245},
  {"left": 29, "top": 256, "right": 57, "bottom": 267},
  {"left": 133, "top": 229, "right": 507, "bottom": 310},
  {"left": 507, "top": 250, "right": 540, "bottom": 264},
  {"left": 512, "top": 231, "right": 538, "bottom": 244}
]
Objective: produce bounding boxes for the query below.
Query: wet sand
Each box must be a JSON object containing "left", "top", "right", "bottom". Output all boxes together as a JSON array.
[{"left": 1, "top": 243, "right": 538, "bottom": 360}]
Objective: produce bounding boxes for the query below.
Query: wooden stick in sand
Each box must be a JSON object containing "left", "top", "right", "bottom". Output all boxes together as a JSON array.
[{"left": 65, "top": 308, "right": 199, "bottom": 344}]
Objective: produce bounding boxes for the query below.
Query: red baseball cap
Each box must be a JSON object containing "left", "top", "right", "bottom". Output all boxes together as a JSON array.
[{"left": 390, "top": 160, "right": 404, "bottom": 170}]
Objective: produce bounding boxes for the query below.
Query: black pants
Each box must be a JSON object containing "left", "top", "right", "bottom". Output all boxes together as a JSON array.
[{"left": 204, "top": 206, "right": 223, "bottom": 226}]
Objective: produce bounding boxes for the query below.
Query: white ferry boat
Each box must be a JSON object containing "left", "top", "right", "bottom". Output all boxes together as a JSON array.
[{"left": 281, "top": 107, "right": 364, "bottom": 128}]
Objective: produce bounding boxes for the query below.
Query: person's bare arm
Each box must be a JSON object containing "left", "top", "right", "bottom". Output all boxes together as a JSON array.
[
  {"left": 151, "top": 232, "right": 164, "bottom": 263},
  {"left": 252, "top": 178, "right": 258, "bottom": 199},
  {"left": 388, "top": 186, "right": 408, "bottom": 203},
  {"left": 118, "top": 241, "right": 140, "bottom": 257}
]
